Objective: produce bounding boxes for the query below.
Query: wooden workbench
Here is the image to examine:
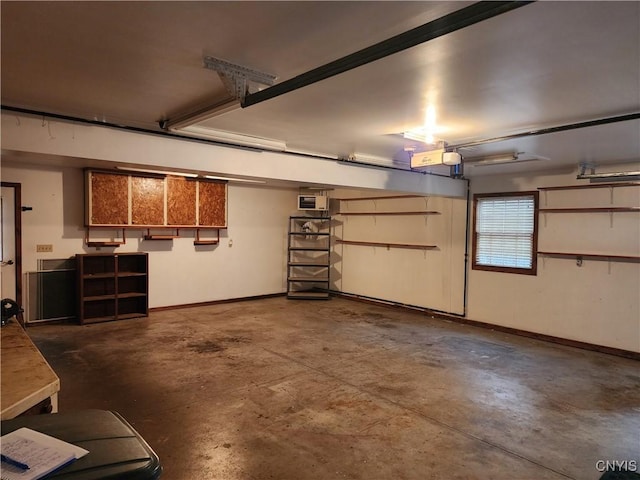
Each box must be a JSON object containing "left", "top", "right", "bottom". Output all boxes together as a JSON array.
[{"left": 1, "top": 321, "right": 59, "bottom": 420}]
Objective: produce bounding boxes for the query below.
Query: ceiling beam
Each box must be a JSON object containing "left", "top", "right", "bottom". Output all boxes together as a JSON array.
[{"left": 1, "top": 111, "right": 466, "bottom": 197}]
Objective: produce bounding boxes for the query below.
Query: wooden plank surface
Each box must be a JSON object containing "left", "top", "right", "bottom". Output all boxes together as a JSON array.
[
  {"left": 131, "top": 176, "right": 165, "bottom": 225},
  {"left": 199, "top": 182, "right": 227, "bottom": 226},
  {"left": 90, "top": 172, "right": 129, "bottom": 225},
  {"left": 167, "top": 176, "right": 197, "bottom": 225},
  {"left": 1, "top": 322, "right": 60, "bottom": 419}
]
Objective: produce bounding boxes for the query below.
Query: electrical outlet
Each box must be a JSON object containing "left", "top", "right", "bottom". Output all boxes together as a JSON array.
[{"left": 36, "top": 244, "right": 53, "bottom": 253}]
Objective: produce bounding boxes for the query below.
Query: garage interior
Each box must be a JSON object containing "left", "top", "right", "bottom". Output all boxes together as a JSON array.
[{"left": 1, "top": 2, "right": 639, "bottom": 480}]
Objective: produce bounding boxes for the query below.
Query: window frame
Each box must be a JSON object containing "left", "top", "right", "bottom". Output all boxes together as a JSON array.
[{"left": 472, "top": 191, "right": 539, "bottom": 275}]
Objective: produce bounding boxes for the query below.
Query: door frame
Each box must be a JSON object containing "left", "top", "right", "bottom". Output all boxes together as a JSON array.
[{"left": 1, "top": 182, "right": 22, "bottom": 308}]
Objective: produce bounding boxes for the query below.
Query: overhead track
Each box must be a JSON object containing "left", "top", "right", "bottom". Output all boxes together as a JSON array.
[
  {"left": 450, "top": 112, "right": 640, "bottom": 150},
  {"left": 242, "top": 1, "right": 534, "bottom": 108}
]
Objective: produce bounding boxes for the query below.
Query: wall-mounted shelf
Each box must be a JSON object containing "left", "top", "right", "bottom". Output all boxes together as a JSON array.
[
  {"left": 85, "top": 226, "right": 224, "bottom": 247},
  {"left": 143, "top": 228, "right": 180, "bottom": 240},
  {"left": 337, "top": 240, "right": 437, "bottom": 251},
  {"left": 85, "top": 241, "right": 124, "bottom": 248},
  {"left": 194, "top": 228, "right": 220, "bottom": 246},
  {"left": 539, "top": 207, "right": 640, "bottom": 213},
  {"left": 538, "top": 182, "right": 640, "bottom": 191},
  {"left": 337, "top": 211, "right": 440, "bottom": 216},
  {"left": 144, "top": 235, "right": 180, "bottom": 241},
  {"left": 143, "top": 235, "right": 179, "bottom": 240},
  {"left": 538, "top": 251, "right": 640, "bottom": 262},
  {"left": 85, "top": 228, "right": 126, "bottom": 248},
  {"left": 336, "top": 195, "right": 428, "bottom": 202},
  {"left": 537, "top": 183, "right": 639, "bottom": 260}
]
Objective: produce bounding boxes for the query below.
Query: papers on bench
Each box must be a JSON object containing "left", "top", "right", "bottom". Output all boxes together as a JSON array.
[{"left": 0, "top": 428, "right": 88, "bottom": 480}]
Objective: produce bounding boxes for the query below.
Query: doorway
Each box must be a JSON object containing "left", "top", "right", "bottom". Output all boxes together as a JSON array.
[{"left": 1, "top": 182, "right": 22, "bottom": 308}]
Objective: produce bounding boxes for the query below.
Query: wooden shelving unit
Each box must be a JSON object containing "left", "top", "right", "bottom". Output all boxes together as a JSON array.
[
  {"left": 537, "top": 181, "right": 640, "bottom": 265},
  {"left": 76, "top": 252, "right": 148, "bottom": 324},
  {"left": 287, "top": 216, "right": 331, "bottom": 300},
  {"left": 85, "top": 226, "right": 223, "bottom": 247},
  {"left": 336, "top": 195, "right": 439, "bottom": 217},
  {"left": 333, "top": 195, "right": 439, "bottom": 255},
  {"left": 538, "top": 251, "right": 640, "bottom": 262},
  {"left": 538, "top": 182, "right": 640, "bottom": 191},
  {"left": 539, "top": 207, "right": 639, "bottom": 213}
]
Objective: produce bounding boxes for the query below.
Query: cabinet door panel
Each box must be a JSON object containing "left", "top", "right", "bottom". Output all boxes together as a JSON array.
[
  {"left": 167, "top": 176, "right": 197, "bottom": 226},
  {"left": 199, "top": 182, "right": 227, "bottom": 226},
  {"left": 131, "top": 176, "right": 165, "bottom": 225},
  {"left": 90, "top": 172, "right": 129, "bottom": 225}
]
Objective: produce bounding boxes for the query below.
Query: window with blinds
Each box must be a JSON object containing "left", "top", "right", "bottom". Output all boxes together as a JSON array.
[{"left": 472, "top": 192, "right": 539, "bottom": 275}]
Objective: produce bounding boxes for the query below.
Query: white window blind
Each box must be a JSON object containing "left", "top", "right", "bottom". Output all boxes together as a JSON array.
[{"left": 475, "top": 195, "right": 535, "bottom": 269}]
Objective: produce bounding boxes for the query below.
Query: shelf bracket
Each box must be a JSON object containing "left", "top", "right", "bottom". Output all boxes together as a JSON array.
[
  {"left": 143, "top": 228, "right": 180, "bottom": 240},
  {"left": 85, "top": 228, "right": 126, "bottom": 247},
  {"left": 194, "top": 228, "right": 220, "bottom": 246}
]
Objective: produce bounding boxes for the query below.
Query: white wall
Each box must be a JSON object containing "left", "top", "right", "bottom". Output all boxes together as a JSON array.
[
  {"left": 331, "top": 189, "right": 468, "bottom": 315},
  {"left": 1, "top": 161, "right": 298, "bottom": 309},
  {"left": 329, "top": 164, "right": 640, "bottom": 353},
  {"left": 467, "top": 164, "right": 640, "bottom": 353}
]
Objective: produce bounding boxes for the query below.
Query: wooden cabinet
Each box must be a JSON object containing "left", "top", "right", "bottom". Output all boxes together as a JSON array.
[
  {"left": 89, "top": 172, "right": 129, "bottom": 225},
  {"left": 85, "top": 170, "right": 227, "bottom": 228},
  {"left": 76, "top": 253, "right": 148, "bottom": 324},
  {"left": 198, "top": 181, "right": 227, "bottom": 227},
  {"left": 287, "top": 216, "right": 331, "bottom": 299},
  {"left": 167, "top": 176, "right": 197, "bottom": 225},
  {"left": 131, "top": 176, "right": 165, "bottom": 225}
]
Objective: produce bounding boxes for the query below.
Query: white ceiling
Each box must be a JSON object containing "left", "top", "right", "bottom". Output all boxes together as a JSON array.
[{"left": 2, "top": 1, "right": 639, "bottom": 178}]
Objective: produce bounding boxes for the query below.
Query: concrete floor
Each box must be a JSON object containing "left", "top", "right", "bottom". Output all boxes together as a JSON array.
[{"left": 27, "top": 296, "right": 639, "bottom": 480}]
